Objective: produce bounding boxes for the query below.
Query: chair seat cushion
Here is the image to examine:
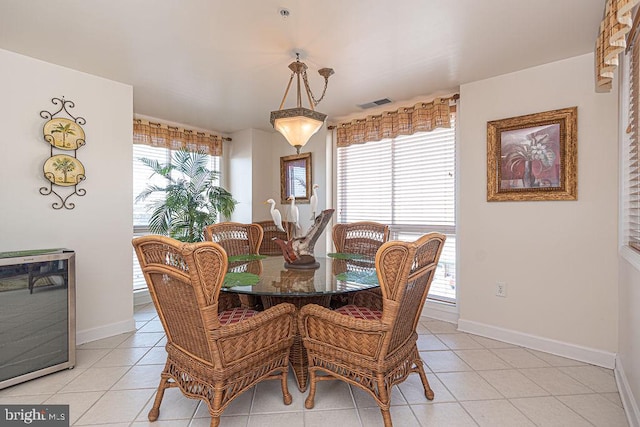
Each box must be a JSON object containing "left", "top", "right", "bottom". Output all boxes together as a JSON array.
[
  {"left": 218, "top": 307, "right": 258, "bottom": 325},
  {"left": 335, "top": 304, "right": 382, "bottom": 320}
]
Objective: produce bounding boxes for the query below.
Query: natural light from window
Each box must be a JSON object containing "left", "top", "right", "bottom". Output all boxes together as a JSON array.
[
  {"left": 336, "top": 123, "right": 456, "bottom": 303},
  {"left": 132, "top": 145, "right": 221, "bottom": 290}
]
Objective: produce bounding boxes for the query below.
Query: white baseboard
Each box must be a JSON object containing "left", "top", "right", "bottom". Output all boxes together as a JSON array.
[
  {"left": 616, "top": 355, "right": 640, "bottom": 427},
  {"left": 76, "top": 318, "right": 136, "bottom": 345},
  {"left": 421, "top": 300, "right": 459, "bottom": 323},
  {"left": 133, "top": 288, "right": 152, "bottom": 306},
  {"left": 457, "top": 318, "right": 616, "bottom": 369}
]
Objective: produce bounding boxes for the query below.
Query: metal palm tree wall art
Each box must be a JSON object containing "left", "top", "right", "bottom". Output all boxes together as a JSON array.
[{"left": 40, "top": 97, "right": 87, "bottom": 209}]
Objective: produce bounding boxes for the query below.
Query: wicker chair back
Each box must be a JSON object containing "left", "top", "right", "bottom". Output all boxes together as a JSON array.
[
  {"left": 133, "top": 236, "right": 228, "bottom": 362},
  {"left": 255, "top": 220, "right": 295, "bottom": 255},
  {"left": 332, "top": 221, "right": 390, "bottom": 256},
  {"left": 203, "top": 222, "right": 263, "bottom": 256}
]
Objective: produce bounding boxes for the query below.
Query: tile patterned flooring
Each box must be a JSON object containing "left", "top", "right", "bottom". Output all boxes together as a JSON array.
[{"left": 0, "top": 303, "right": 629, "bottom": 426}]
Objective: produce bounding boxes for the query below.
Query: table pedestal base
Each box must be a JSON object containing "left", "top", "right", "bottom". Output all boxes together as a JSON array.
[{"left": 261, "top": 294, "right": 332, "bottom": 392}]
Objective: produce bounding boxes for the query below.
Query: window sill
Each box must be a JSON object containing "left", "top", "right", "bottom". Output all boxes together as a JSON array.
[
  {"left": 620, "top": 245, "right": 640, "bottom": 272},
  {"left": 134, "top": 288, "right": 151, "bottom": 306},
  {"left": 422, "top": 299, "right": 458, "bottom": 323}
]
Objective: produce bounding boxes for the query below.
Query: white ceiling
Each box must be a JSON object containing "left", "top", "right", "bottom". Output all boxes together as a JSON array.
[{"left": 0, "top": 0, "right": 604, "bottom": 133}]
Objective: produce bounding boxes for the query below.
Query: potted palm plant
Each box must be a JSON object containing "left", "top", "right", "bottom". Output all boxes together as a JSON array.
[{"left": 136, "top": 149, "right": 237, "bottom": 242}]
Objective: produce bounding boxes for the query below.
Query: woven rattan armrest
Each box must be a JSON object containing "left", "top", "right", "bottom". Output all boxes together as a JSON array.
[
  {"left": 211, "top": 302, "right": 296, "bottom": 339},
  {"left": 298, "top": 303, "right": 390, "bottom": 334},
  {"left": 299, "top": 304, "right": 390, "bottom": 360},
  {"left": 210, "top": 303, "right": 296, "bottom": 368}
]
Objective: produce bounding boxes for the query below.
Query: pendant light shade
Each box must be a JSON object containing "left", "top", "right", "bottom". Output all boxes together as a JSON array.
[
  {"left": 270, "top": 54, "right": 333, "bottom": 153},
  {"left": 270, "top": 108, "right": 327, "bottom": 152}
]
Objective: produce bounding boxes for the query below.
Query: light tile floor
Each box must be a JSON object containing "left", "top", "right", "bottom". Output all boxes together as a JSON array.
[{"left": 0, "top": 303, "right": 629, "bottom": 427}]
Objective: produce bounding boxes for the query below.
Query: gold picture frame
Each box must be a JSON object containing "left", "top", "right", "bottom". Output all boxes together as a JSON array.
[
  {"left": 280, "top": 152, "right": 312, "bottom": 204},
  {"left": 487, "top": 107, "right": 577, "bottom": 201}
]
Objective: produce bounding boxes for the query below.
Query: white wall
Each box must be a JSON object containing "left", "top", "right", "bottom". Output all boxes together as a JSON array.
[
  {"left": 251, "top": 129, "right": 278, "bottom": 221},
  {"left": 265, "top": 130, "right": 330, "bottom": 255},
  {"left": 457, "top": 53, "right": 619, "bottom": 364},
  {"left": 227, "top": 128, "right": 282, "bottom": 222},
  {"left": 227, "top": 126, "right": 330, "bottom": 254},
  {"left": 0, "top": 49, "right": 134, "bottom": 343},
  {"left": 228, "top": 129, "right": 253, "bottom": 223}
]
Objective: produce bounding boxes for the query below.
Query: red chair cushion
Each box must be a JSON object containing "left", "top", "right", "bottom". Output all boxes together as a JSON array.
[
  {"left": 218, "top": 307, "right": 258, "bottom": 325},
  {"left": 335, "top": 304, "right": 382, "bottom": 320}
]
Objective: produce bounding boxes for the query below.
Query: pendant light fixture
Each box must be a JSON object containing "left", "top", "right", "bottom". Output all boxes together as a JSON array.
[{"left": 270, "top": 53, "right": 334, "bottom": 153}]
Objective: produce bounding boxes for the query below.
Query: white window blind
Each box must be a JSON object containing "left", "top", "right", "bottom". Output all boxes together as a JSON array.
[
  {"left": 133, "top": 145, "right": 168, "bottom": 231},
  {"left": 628, "top": 35, "right": 640, "bottom": 253},
  {"left": 132, "top": 145, "right": 221, "bottom": 290},
  {"left": 337, "top": 139, "right": 393, "bottom": 223},
  {"left": 337, "top": 118, "right": 456, "bottom": 303}
]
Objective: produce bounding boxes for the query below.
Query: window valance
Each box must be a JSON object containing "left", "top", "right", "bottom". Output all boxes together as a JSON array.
[
  {"left": 595, "top": 0, "right": 639, "bottom": 92},
  {"left": 133, "top": 119, "right": 229, "bottom": 157},
  {"left": 333, "top": 95, "right": 458, "bottom": 147}
]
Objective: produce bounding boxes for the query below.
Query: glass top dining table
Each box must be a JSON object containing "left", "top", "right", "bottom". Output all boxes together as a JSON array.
[
  {"left": 222, "top": 255, "right": 379, "bottom": 297},
  {"left": 222, "top": 254, "right": 380, "bottom": 391}
]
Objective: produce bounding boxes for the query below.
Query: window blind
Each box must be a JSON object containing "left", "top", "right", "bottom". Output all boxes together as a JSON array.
[
  {"left": 132, "top": 144, "right": 221, "bottom": 290},
  {"left": 336, "top": 139, "right": 393, "bottom": 223},
  {"left": 132, "top": 145, "right": 168, "bottom": 291},
  {"left": 133, "top": 145, "right": 168, "bottom": 231},
  {"left": 133, "top": 145, "right": 222, "bottom": 229},
  {"left": 628, "top": 35, "right": 640, "bottom": 252},
  {"left": 336, "top": 117, "right": 456, "bottom": 302}
]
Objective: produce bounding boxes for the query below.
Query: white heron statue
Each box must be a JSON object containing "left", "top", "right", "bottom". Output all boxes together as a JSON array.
[
  {"left": 288, "top": 195, "right": 301, "bottom": 232},
  {"left": 265, "top": 199, "right": 285, "bottom": 232},
  {"left": 309, "top": 184, "right": 319, "bottom": 220}
]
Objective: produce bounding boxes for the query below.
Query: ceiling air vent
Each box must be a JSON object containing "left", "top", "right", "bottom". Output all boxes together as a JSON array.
[{"left": 357, "top": 98, "right": 392, "bottom": 109}]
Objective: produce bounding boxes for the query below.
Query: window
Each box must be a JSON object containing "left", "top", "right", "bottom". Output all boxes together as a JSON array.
[
  {"left": 132, "top": 145, "right": 221, "bottom": 290},
  {"left": 336, "top": 118, "right": 456, "bottom": 303},
  {"left": 625, "top": 33, "right": 640, "bottom": 254}
]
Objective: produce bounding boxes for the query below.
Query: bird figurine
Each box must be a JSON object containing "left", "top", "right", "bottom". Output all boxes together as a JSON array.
[
  {"left": 272, "top": 209, "right": 335, "bottom": 268},
  {"left": 288, "top": 195, "right": 301, "bottom": 232},
  {"left": 309, "top": 184, "right": 319, "bottom": 220},
  {"left": 264, "top": 199, "right": 285, "bottom": 232}
]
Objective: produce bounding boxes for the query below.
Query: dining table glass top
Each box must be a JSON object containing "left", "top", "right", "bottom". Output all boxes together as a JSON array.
[{"left": 222, "top": 255, "right": 379, "bottom": 297}]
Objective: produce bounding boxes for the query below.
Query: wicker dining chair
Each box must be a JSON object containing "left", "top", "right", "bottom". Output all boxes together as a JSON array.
[
  {"left": 255, "top": 220, "right": 295, "bottom": 256},
  {"left": 133, "top": 235, "right": 295, "bottom": 427},
  {"left": 299, "top": 232, "right": 446, "bottom": 427},
  {"left": 332, "top": 221, "right": 390, "bottom": 309},
  {"left": 332, "top": 221, "right": 390, "bottom": 256},
  {"left": 203, "top": 222, "right": 263, "bottom": 256},
  {"left": 203, "top": 222, "right": 263, "bottom": 310}
]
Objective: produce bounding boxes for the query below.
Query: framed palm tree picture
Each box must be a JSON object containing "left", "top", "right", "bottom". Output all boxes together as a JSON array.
[{"left": 487, "top": 107, "right": 577, "bottom": 201}]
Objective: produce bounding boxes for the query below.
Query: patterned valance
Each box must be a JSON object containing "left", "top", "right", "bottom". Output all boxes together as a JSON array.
[
  {"left": 334, "top": 96, "right": 457, "bottom": 147},
  {"left": 133, "top": 119, "right": 228, "bottom": 156},
  {"left": 595, "top": 0, "right": 640, "bottom": 92}
]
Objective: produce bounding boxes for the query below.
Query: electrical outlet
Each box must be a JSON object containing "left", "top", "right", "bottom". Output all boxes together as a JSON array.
[{"left": 496, "top": 282, "right": 507, "bottom": 297}]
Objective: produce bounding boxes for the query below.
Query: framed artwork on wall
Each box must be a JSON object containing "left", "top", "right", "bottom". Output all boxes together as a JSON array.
[
  {"left": 39, "top": 97, "right": 88, "bottom": 210},
  {"left": 487, "top": 106, "right": 577, "bottom": 201},
  {"left": 280, "top": 152, "right": 312, "bottom": 204}
]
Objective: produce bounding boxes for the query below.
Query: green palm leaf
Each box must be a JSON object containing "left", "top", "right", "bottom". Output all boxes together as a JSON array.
[{"left": 136, "top": 149, "right": 237, "bottom": 242}]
